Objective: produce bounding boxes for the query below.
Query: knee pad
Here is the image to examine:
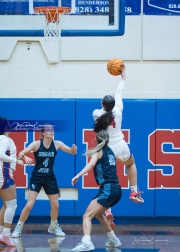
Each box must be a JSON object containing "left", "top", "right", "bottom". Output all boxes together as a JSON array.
[{"left": 4, "top": 199, "right": 17, "bottom": 224}]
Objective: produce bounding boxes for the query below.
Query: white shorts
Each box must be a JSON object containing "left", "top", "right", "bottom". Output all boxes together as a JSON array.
[{"left": 108, "top": 139, "right": 131, "bottom": 162}]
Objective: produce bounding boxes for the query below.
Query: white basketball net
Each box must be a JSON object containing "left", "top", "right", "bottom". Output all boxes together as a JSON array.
[{"left": 34, "top": 8, "right": 70, "bottom": 41}]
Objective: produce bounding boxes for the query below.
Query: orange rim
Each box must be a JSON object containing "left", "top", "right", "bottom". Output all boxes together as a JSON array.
[{"left": 34, "top": 6, "right": 71, "bottom": 22}]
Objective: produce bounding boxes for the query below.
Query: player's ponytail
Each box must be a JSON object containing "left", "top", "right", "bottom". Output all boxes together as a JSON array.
[{"left": 83, "top": 130, "right": 109, "bottom": 156}]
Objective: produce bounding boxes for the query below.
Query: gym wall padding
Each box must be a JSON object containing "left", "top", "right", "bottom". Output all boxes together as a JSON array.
[{"left": 0, "top": 98, "right": 180, "bottom": 218}]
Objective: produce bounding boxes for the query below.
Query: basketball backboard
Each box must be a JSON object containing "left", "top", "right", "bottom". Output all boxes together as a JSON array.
[{"left": 0, "top": 0, "right": 125, "bottom": 37}]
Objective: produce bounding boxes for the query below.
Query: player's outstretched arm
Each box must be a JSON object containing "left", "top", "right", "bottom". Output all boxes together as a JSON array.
[
  {"left": 18, "top": 141, "right": 39, "bottom": 162},
  {"left": 114, "top": 65, "right": 126, "bottom": 111},
  {"left": 55, "top": 141, "right": 77, "bottom": 155},
  {"left": 71, "top": 154, "right": 98, "bottom": 186}
]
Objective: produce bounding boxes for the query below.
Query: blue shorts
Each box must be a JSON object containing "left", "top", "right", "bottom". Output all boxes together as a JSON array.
[
  {"left": 1, "top": 177, "right": 15, "bottom": 189},
  {"left": 93, "top": 183, "right": 122, "bottom": 209}
]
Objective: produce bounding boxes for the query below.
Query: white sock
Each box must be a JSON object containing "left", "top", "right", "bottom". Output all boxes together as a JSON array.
[
  {"left": 17, "top": 220, "right": 24, "bottom": 230},
  {"left": 130, "top": 185, "right": 137, "bottom": 193},
  {"left": 107, "top": 230, "right": 116, "bottom": 240},
  {"left": 51, "top": 220, "right": 57, "bottom": 228},
  {"left": 3, "top": 227, "right": 11, "bottom": 236},
  {"left": 82, "top": 235, "right": 91, "bottom": 243},
  {"left": 105, "top": 208, "right": 112, "bottom": 215}
]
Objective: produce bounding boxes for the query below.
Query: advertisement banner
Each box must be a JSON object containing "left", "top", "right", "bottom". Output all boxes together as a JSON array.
[
  {"left": 0, "top": 0, "right": 141, "bottom": 16},
  {"left": 125, "top": 0, "right": 141, "bottom": 15},
  {"left": 0, "top": 0, "right": 58, "bottom": 15},
  {"left": 61, "top": 0, "right": 141, "bottom": 15},
  {"left": 144, "top": 0, "right": 180, "bottom": 15}
]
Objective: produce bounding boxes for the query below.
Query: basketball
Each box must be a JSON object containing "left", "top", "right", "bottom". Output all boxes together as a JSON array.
[{"left": 107, "top": 58, "right": 124, "bottom": 76}]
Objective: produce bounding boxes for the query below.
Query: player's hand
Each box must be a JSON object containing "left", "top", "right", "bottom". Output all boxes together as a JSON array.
[
  {"left": 71, "top": 144, "right": 77, "bottom": 155},
  {"left": 24, "top": 155, "right": 33, "bottom": 165},
  {"left": 72, "top": 175, "right": 79, "bottom": 186},
  {"left": 121, "top": 65, "right": 126, "bottom": 80},
  {"left": 18, "top": 151, "right": 25, "bottom": 160},
  {"left": 16, "top": 160, "right": 24, "bottom": 166}
]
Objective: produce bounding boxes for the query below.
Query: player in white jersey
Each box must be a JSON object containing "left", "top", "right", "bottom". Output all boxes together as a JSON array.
[
  {"left": 92, "top": 67, "right": 144, "bottom": 229},
  {"left": 0, "top": 117, "right": 24, "bottom": 247}
]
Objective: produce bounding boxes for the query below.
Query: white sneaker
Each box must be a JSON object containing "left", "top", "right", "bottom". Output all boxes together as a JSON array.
[
  {"left": 105, "top": 238, "right": 122, "bottom": 247},
  {"left": 71, "top": 241, "right": 95, "bottom": 252},
  {"left": 11, "top": 224, "right": 22, "bottom": 238},
  {"left": 48, "top": 224, "right": 65, "bottom": 236}
]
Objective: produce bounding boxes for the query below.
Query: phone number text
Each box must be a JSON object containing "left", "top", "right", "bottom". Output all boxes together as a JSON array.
[{"left": 75, "top": 6, "right": 109, "bottom": 13}]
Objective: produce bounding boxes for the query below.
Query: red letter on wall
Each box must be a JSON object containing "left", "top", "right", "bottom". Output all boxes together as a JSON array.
[{"left": 148, "top": 130, "right": 180, "bottom": 188}]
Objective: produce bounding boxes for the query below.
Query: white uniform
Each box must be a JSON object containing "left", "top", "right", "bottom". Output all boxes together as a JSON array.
[
  {"left": 0, "top": 135, "right": 17, "bottom": 189},
  {"left": 93, "top": 79, "right": 131, "bottom": 162}
]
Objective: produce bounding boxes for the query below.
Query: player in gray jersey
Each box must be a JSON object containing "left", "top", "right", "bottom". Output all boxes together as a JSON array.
[
  {"left": 12, "top": 124, "right": 77, "bottom": 239},
  {"left": 92, "top": 66, "right": 144, "bottom": 229},
  {"left": 71, "top": 130, "right": 122, "bottom": 252}
]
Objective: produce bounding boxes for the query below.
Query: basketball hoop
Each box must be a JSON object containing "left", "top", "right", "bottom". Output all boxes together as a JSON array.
[{"left": 34, "top": 6, "right": 71, "bottom": 41}]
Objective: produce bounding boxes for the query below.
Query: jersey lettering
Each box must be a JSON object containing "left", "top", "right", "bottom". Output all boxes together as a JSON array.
[
  {"left": 38, "top": 168, "right": 49, "bottom": 173},
  {"left": 39, "top": 152, "right": 54, "bottom": 157}
]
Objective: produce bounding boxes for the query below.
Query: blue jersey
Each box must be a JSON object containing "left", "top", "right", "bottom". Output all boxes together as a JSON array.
[
  {"left": 33, "top": 140, "right": 57, "bottom": 177},
  {"left": 93, "top": 146, "right": 119, "bottom": 185}
]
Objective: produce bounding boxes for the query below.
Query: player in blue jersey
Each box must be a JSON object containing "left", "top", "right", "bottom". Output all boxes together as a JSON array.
[
  {"left": 12, "top": 124, "right": 77, "bottom": 238},
  {"left": 71, "top": 130, "right": 122, "bottom": 252},
  {"left": 0, "top": 117, "right": 26, "bottom": 247},
  {"left": 92, "top": 66, "right": 144, "bottom": 229}
]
